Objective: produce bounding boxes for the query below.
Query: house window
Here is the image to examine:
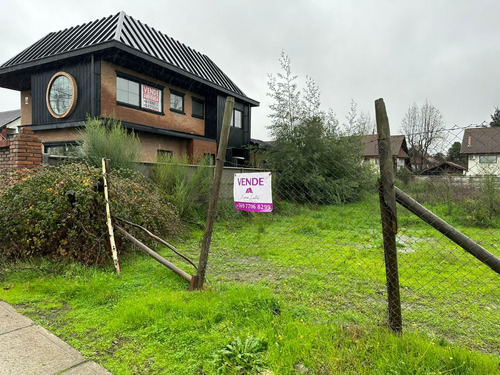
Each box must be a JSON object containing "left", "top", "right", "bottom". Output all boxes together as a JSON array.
[
  {"left": 192, "top": 97, "right": 204, "bottom": 119},
  {"left": 204, "top": 153, "right": 215, "bottom": 165},
  {"left": 479, "top": 155, "right": 497, "bottom": 163},
  {"left": 157, "top": 149, "right": 173, "bottom": 159},
  {"left": 116, "top": 74, "right": 163, "bottom": 113},
  {"left": 44, "top": 142, "right": 80, "bottom": 156},
  {"left": 170, "top": 90, "right": 185, "bottom": 114},
  {"left": 117, "top": 77, "right": 140, "bottom": 106},
  {"left": 46, "top": 72, "right": 78, "bottom": 118},
  {"left": 231, "top": 109, "right": 243, "bottom": 128}
]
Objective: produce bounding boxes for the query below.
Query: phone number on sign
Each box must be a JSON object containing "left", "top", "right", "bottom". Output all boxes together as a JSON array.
[{"left": 234, "top": 202, "right": 273, "bottom": 211}]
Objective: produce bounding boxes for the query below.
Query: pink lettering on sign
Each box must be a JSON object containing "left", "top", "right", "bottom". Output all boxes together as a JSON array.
[
  {"left": 234, "top": 202, "right": 273, "bottom": 212},
  {"left": 237, "top": 177, "right": 264, "bottom": 186}
]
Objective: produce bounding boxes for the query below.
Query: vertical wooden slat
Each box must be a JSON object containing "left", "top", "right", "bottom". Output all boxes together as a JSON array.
[{"left": 102, "top": 158, "right": 120, "bottom": 273}]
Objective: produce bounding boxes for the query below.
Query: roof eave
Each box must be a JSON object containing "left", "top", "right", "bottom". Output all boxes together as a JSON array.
[{"left": 0, "top": 40, "right": 260, "bottom": 107}]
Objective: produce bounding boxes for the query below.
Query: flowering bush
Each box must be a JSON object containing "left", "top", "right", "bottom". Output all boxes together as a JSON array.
[{"left": 0, "top": 164, "right": 181, "bottom": 265}]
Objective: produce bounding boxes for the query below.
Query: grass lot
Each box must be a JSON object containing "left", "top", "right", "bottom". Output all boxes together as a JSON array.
[{"left": 1, "top": 196, "right": 499, "bottom": 374}]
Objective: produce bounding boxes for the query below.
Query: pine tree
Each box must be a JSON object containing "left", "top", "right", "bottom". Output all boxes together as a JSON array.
[{"left": 490, "top": 107, "right": 500, "bottom": 127}]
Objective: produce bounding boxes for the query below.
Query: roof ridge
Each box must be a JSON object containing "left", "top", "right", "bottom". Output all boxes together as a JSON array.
[{"left": 114, "top": 11, "right": 126, "bottom": 42}]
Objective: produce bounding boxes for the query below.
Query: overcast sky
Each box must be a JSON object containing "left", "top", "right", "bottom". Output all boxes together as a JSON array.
[{"left": 0, "top": 0, "right": 499, "bottom": 144}]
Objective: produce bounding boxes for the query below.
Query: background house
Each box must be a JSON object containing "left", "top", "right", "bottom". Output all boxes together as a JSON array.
[
  {"left": 420, "top": 161, "right": 466, "bottom": 176},
  {"left": 0, "top": 12, "right": 258, "bottom": 164},
  {"left": 461, "top": 127, "right": 500, "bottom": 176},
  {"left": 0, "top": 109, "right": 21, "bottom": 136},
  {"left": 362, "top": 134, "right": 411, "bottom": 172}
]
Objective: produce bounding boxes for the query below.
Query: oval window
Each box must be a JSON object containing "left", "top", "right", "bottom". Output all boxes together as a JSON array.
[{"left": 46, "top": 72, "right": 78, "bottom": 118}]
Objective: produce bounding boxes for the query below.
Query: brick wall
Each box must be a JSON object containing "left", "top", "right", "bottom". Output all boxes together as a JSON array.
[
  {"left": 0, "top": 128, "right": 43, "bottom": 170},
  {"left": 188, "top": 138, "right": 217, "bottom": 163},
  {"left": 100, "top": 61, "right": 206, "bottom": 136}
]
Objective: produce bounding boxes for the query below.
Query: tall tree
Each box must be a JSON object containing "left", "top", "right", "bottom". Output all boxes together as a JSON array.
[
  {"left": 344, "top": 99, "right": 374, "bottom": 136},
  {"left": 400, "top": 100, "right": 444, "bottom": 173},
  {"left": 266, "top": 52, "right": 371, "bottom": 204},
  {"left": 301, "top": 75, "right": 322, "bottom": 120},
  {"left": 490, "top": 107, "right": 500, "bottom": 127},
  {"left": 266, "top": 51, "right": 301, "bottom": 140},
  {"left": 446, "top": 141, "right": 465, "bottom": 166}
]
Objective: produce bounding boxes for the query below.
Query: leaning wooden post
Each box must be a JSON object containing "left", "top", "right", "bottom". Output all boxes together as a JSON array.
[
  {"left": 193, "top": 97, "right": 234, "bottom": 290},
  {"left": 375, "top": 98, "right": 402, "bottom": 333},
  {"left": 102, "top": 158, "right": 120, "bottom": 273},
  {"left": 394, "top": 187, "right": 500, "bottom": 275}
]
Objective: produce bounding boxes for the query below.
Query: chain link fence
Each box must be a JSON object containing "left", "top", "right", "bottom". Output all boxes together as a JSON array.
[
  {"left": 188, "top": 123, "right": 500, "bottom": 362},
  {"left": 26, "top": 119, "right": 500, "bottom": 364}
]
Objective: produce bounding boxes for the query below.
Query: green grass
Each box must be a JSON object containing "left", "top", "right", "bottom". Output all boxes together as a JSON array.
[{"left": 1, "top": 196, "right": 499, "bottom": 374}]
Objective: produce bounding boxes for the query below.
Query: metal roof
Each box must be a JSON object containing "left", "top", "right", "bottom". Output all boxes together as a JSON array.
[
  {"left": 0, "top": 12, "right": 257, "bottom": 105},
  {"left": 0, "top": 109, "right": 21, "bottom": 128}
]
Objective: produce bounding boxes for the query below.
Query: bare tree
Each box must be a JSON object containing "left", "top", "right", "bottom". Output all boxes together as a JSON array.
[{"left": 400, "top": 100, "right": 444, "bottom": 173}]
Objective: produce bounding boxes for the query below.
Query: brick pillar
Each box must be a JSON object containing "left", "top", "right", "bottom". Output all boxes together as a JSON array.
[{"left": 9, "top": 128, "right": 42, "bottom": 169}]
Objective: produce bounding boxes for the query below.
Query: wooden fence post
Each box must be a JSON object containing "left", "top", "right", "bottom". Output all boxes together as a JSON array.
[
  {"left": 375, "top": 98, "right": 402, "bottom": 333},
  {"left": 193, "top": 97, "right": 235, "bottom": 290},
  {"left": 102, "top": 158, "right": 120, "bottom": 273}
]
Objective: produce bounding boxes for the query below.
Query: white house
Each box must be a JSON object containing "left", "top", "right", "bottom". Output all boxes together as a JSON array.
[{"left": 461, "top": 127, "right": 500, "bottom": 176}]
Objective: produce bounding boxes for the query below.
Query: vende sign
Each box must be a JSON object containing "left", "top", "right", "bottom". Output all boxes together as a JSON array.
[
  {"left": 234, "top": 172, "right": 273, "bottom": 212},
  {"left": 141, "top": 84, "right": 161, "bottom": 112}
]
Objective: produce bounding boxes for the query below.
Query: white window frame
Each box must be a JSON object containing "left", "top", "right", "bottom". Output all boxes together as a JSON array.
[
  {"left": 231, "top": 109, "right": 243, "bottom": 128},
  {"left": 479, "top": 155, "right": 497, "bottom": 164}
]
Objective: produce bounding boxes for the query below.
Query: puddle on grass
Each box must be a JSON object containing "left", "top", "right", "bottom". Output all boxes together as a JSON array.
[{"left": 396, "top": 234, "right": 437, "bottom": 254}]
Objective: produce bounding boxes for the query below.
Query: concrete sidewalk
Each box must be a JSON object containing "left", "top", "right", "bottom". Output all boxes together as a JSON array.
[{"left": 0, "top": 301, "right": 112, "bottom": 375}]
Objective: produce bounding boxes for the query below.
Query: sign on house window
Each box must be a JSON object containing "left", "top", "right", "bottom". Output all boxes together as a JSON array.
[
  {"left": 141, "top": 84, "right": 162, "bottom": 112},
  {"left": 116, "top": 74, "right": 163, "bottom": 113},
  {"left": 234, "top": 172, "right": 273, "bottom": 212}
]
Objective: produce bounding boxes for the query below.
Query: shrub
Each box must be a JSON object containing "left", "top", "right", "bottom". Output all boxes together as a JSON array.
[
  {"left": 0, "top": 164, "right": 181, "bottom": 265},
  {"left": 266, "top": 117, "right": 374, "bottom": 204},
  {"left": 462, "top": 176, "right": 500, "bottom": 227},
  {"left": 78, "top": 117, "right": 141, "bottom": 172},
  {"left": 154, "top": 154, "right": 213, "bottom": 221},
  {"left": 397, "top": 176, "right": 500, "bottom": 227}
]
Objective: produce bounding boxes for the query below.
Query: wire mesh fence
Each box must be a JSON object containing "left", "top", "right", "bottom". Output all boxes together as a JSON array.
[
  {"left": 7, "top": 120, "right": 498, "bottom": 365},
  {"left": 191, "top": 123, "right": 500, "bottom": 362}
]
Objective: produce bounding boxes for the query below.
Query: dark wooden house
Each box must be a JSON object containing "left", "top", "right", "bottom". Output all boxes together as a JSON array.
[
  {"left": 0, "top": 12, "right": 259, "bottom": 164},
  {"left": 420, "top": 161, "right": 466, "bottom": 176}
]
